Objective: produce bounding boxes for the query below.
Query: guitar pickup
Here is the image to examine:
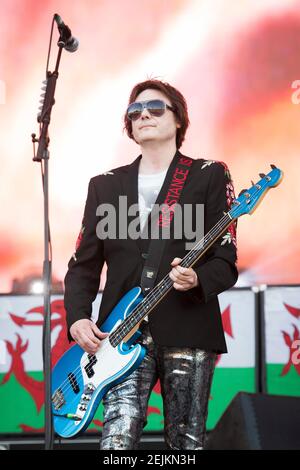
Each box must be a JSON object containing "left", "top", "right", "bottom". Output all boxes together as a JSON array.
[
  {"left": 84, "top": 354, "right": 98, "bottom": 378},
  {"left": 68, "top": 372, "right": 80, "bottom": 394}
]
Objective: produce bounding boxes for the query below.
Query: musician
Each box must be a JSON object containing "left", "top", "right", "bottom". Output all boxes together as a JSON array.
[{"left": 64, "top": 79, "right": 238, "bottom": 450}]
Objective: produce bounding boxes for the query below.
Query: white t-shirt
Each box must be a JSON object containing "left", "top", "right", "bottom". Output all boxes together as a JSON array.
[
  {"left": 138, "top": 168, "right": 168, "bottom": 321},
  {"left": 138, "top": 168, "right": 167, "bottom": 231}
]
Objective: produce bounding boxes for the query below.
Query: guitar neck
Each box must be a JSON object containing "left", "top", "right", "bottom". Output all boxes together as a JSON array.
[{"left": 110, "top": 165, "right": 283, "bottom": 345}]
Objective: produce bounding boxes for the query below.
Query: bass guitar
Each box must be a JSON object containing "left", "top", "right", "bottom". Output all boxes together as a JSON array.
[{"left": 52, "top": 165, "right": 283, "bottom": 438}]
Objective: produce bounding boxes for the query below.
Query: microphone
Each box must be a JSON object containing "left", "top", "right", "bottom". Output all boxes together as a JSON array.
[{"left": 53, "top": 13, "right": 79, "bottom": 53}]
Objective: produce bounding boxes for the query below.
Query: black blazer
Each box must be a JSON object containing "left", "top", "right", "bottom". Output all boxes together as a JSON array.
[{"left": 64, "top": 151, "right": 238, "bottom": 353}]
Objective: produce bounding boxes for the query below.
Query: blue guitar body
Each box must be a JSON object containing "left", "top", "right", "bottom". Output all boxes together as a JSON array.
[{"left": 52, "top": 287, "right": 146, "bottom": 438}]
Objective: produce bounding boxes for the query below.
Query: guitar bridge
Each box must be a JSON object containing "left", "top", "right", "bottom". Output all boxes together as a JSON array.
[{"left": 52, "top": 388, "right": 65, "bottom": 411}]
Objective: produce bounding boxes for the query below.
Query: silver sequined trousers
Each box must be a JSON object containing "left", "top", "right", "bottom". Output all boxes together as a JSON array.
[{"left": 100, "top": 322, "right": 216, "bottom": 450}]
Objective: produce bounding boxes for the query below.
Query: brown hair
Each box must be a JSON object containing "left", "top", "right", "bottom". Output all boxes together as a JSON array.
[{"left": 124, "top": 79, "right": 189, "bottom": 149}]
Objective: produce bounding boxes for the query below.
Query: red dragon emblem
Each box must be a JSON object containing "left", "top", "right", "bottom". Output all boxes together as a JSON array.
[
  {"left": 281, "top": 301, "right": 300, "bottom": 376},
  {"left": 1, "top": 299, "right": 71, "bottom": 432},
  {"left": 215, "top": 305, "right": 234, "bottom": 366},
  {"left": 0, "top": 298, "right": 163, "bottom": 431}
]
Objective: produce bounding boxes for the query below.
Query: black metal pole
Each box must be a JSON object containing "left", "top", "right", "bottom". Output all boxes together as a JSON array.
[
  {"left": 254, "top": 285, "right": 267, "bottom": 394},
  {"left": 33, "top": 45, "right": 64, "bottom": 450},
  {"left": 32, "top": 13, "right": 78, "bottom": 449},
  {"left": 43, "top": 150, "right": 53, "bottom": 450}
]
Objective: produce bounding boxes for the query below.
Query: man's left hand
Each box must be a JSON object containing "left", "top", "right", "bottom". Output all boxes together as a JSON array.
[{"left": 169, "top": 257, "right": 199, "bottom": 291}]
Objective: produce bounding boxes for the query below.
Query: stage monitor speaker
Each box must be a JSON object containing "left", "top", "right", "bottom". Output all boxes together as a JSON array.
[{"left": 205, "top": 392, "right": 300, "bottom": 450}]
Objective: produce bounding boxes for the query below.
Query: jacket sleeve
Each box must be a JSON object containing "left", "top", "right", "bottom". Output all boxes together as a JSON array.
[
  {"left": 64, "top": 178, "right": 105, "bottom": 340},
  {"left": 191, "top": 161, "right": 238, "bottom": 303}
]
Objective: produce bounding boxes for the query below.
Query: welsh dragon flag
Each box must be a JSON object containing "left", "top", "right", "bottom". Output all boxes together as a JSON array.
[
  {"left": 0, "top": 287, "right": 299, "bottom": 434},
  {"left": 264, "top": 286, "right": 300, "bottom": 396}
]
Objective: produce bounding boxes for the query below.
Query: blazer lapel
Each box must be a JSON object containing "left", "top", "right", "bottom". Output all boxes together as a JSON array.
[
  {"left": 120, "top": 150, "right": 184, "bottom": 253},
  {"left": 120, "top": 154, "right": 143, "bottom": 252},
  {"left": 120, "top": 154, "right": 142, "bottom": 215}
]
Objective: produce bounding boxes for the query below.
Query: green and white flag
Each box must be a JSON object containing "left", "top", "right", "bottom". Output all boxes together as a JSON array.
[
  {"left": 1, "top": 288, "right": 298, "bottom": 434},
  {"left": 264, "top": 286, "right": 300, "bottom": 396},
  {"left": 207, "top": 289, "right": 256, "bottom": 429}
]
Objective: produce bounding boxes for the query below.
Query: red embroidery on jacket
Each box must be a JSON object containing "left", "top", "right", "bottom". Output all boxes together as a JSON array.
[
  {"left": 221, "top": 166, "right": 237, "bottom": 247},
  {"left": 75, "top": 224, "right": 85, "bottom": 251}
]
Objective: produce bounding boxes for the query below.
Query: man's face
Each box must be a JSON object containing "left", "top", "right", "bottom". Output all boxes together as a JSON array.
[{"left": 130, "top": 89, "right": 180, "bottom": 146}]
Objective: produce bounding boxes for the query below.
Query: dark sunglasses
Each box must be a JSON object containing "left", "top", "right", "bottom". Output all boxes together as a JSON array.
[{"left": 127, "top": 99, "right": 174, "bottom": 121}]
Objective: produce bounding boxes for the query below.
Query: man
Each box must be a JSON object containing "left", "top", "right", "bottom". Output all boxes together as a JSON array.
[{"left": 64, "top": 79, "right": 238, "bottom": 450}]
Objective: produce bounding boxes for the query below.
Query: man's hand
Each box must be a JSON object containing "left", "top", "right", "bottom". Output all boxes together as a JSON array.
[
  {"left": 169, "top": 257, "right": 199, "bottom": 291},
  {"left": 70, "top": 319, "right": 108, "bottom": 355}
]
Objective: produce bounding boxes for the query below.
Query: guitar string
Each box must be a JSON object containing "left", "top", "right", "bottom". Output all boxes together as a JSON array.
[
  {"left": 52, "top": 179, "right": 268, "bottom": 401},
  {"left": 53, "top": 213, "right": 233, "bottom": 402},
  {"left": 52, "top": 183, "right": 259, "bottom": 403},
  {"left": 109, "top": 216, "right": 236, "bottom": 345},
  {"left": 52, "top": 178, "right": 272, "bottom": 404},
  {"left": 53, "top": 174, "right": 275, "bottom": 409},
  {"left": 53, "top": 211, "right": 233, "bottom": 400},
  {"left": 110, "top": 213, "right": 234, "bottom": 343}
]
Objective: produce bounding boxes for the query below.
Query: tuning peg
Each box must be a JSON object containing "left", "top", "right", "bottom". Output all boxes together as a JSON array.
[
  {"left": 238, "top": 189, "right": 248, "bottom": 197},
  {"left": 259, "top": 173, "right": 266, "bottom": 178},
  {"left": 270, "top": 164, "right": 277, "bottom": 169}
]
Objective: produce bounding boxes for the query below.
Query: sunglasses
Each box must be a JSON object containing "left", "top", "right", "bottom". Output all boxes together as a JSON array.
[{"left": 126, "top": 99, "right": 174, "bottom": 121}]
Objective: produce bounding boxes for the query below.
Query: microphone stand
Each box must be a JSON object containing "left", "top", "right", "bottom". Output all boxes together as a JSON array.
[{"left": 31, "top": 17, "right": 68, "bottom": 451}]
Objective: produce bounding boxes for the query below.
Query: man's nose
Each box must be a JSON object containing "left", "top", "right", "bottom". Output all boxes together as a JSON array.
[{"left": 141, "top": 107, "right": 151, "bottom": 119}]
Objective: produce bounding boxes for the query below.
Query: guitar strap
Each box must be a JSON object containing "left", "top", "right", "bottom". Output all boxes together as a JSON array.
[{"left": 140, "top": 153, "right": 194, "bottom": 295}]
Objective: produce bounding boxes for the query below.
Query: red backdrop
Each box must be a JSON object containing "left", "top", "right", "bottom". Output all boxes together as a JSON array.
[{"left": 0, "top": 0, "right": 299, "bottom": 291}]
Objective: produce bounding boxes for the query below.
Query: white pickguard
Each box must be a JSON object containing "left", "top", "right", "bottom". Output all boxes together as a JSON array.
[{"left": 74, "top": 321, "right": 141, "bottom": 421}]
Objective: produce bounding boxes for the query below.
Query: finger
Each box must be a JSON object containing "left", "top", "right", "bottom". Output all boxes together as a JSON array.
[
  {"left": 172, "top": 270, "right": 192, "bottom": 282},
  {"left": 80, "top": 332, "right": 99, "bottom": 352},
  {"left": 75, "top": 333, "right": 97, "bottom": 354},
  {"left": 76, "top": 327, "right": 100, "bottom": 349},
  {"left": 91, "top": 323, "right": 109, "bottom": 339},
  {"left": 72, "top": 326, "right": 100, "bottom": 353},
  {"left": 170, "top": 257, "right": 182, "bottom": 266},
  {"left": 170, "top": 269, "right": 194, "bottom": 286},
  {"left": 174, "top": 265, "right": 190, "bottom": 276},
  {"left": 178, "top": 280, "right": 192, "bottom": 288},
  {"left": 84, "top": 345, "right": 98, "bottom": 355},
  {"left": 82, "top": 344, "right": 97, "bottom": 355},
  {"left": 84, "top": 328, "right": 101, "bottom": 346},
  {"left": 173, "top": 282, "right": 189, "bottom": 291}
]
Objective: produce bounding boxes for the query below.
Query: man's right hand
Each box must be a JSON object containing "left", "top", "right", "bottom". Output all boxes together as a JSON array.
[{"left": 70, "top": 319, "right": 108, "bottom": 355}]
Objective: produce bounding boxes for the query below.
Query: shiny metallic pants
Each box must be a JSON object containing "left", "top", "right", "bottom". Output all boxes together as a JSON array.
[{"left": 100, "top": 322, "right": 216, "bottom": 450}]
